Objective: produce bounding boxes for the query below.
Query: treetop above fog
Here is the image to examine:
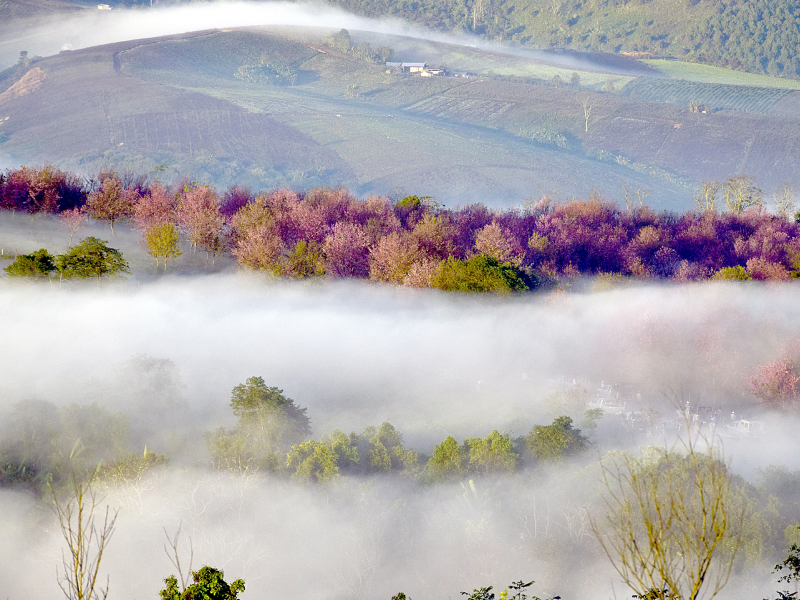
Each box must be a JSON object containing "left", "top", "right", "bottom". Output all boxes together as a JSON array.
[{"left": 3, "top": 237, "right": 129, "bottom": 282}]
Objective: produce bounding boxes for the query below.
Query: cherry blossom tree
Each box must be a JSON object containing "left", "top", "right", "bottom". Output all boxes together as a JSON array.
[
  {"left": 84, "top": 177, "right": 138, "bottom": 232},
  {"left": 177, "top": 186, "right": 226, "bottom": 262},
  {"left": 323, "top": 221, "right": 371, "bottom": 277},
  {"left": 232, "top": 223, "right": 284, "bottom": 272},
  {"left": 1, "top": 165, "right": 84, "bottom": 212},
  {"left": 60, "top": 208, "right": 88, "bottom": 246},
  {"left": 409, "top": 213, "right": 456, "bottom": 260},
  {"left": 402, "top": 258, "right": 442, "bottom": 288},
  {"left": 748, "top": 358, "right": 800, "bottom": 408},
  {"left": 133, "top": 184, "right": 178, "bottom": 233},
  {"left": 474, "top": 220, "right": 524, "bottom": 266},
  {"left": 368, "top": 232, "right": 422, "bottom": 284}
]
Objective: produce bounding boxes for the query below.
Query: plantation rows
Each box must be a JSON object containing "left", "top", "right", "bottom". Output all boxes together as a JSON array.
[
  {"left": 405, "top": 96, "right": 515, "bottom": 121},
  {"left": 111, "top": 110, "right": 284, "bottom": 157},
  {"left": 624, "top": 77, "right": 793, "bottom": 114}
]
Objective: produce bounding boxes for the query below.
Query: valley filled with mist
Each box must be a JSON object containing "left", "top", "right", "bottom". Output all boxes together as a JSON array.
[
  {"left": 4, "top": 269, "right": 800, "bottom": 600},
  {"left": 3, "top": 0, "right": 800, "bottom": 598}
]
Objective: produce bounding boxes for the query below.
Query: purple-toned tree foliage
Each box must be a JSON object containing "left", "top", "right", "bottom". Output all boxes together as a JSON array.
[{"left": 2, "top": 167, "right": 800, "bottom": 285}]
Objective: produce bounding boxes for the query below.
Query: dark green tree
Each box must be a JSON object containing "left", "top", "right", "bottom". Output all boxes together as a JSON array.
[
  {"left": 771, "top": 542, "right": 800, "bottom": 600},
  {"left": 356, "top": 422, "right": 419, "bottom": 474},
  {"left": 466, "top": 430, "right": 517, "bottom": 475},
  {"left": 159, "top": 566, "right": 244, "bottom": 600},
  {"left": 462, "top": 587, "right": 495, "bottom": 600},
  {"left": 3, "top": 248, "right": 56, "bottom": 278},
  {"left": 57, "top": 237, "right": 129, "bottom": 280},
  {"left": 230, "top": 377, "right": 310, "bottom": 439},
  {"left": 208, "top": 377, "right": 310, "bottom": 472},
  {"left": 286, "top": 440, "right": 339, "bottom": 483}
]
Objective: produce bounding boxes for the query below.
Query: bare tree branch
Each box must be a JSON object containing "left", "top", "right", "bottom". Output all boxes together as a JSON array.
[
  {"left": 51, "top": 469, "right": 119, "bottom": 600},
  {"left": 164, "top": 522, "right": 194, "bottom": 591}
]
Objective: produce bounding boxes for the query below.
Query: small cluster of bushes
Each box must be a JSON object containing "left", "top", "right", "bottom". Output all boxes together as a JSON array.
[
  {"left": 321, "top": 28, "right": 393, "bottom": 64},
  {"left": 3, "top": 237, "right": 128, "bottom": 280},
  {"left": 2, "top": 166, "right": 800, "bottom": 289},
  {"left": 234, "top": 63, "right": 297, "bottom": 86}
]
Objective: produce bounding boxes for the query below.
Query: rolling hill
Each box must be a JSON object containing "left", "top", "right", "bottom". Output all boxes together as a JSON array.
[{"left": 0, "top": 25, "right": 799, "bottom": 209}]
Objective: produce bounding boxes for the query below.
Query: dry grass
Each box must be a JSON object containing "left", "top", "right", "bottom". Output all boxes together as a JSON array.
[{"left": 0, "top": 67, "right": 46, "bottom": 105}]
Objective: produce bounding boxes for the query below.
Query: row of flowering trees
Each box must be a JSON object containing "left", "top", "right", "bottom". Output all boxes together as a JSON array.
[{"left": 3, "top": 166, "right": 800, "bottom": 286}]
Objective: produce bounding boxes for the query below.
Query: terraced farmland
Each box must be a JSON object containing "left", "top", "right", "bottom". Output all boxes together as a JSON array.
[
  {"left": 3, "top": 25, "right": 800, "bottom": 209},
  {"left": 404, "top": 96, "right": 515, "bottom": 122},
  {"left": 623, "top": 77, "right": 793, "bottom": 114}
]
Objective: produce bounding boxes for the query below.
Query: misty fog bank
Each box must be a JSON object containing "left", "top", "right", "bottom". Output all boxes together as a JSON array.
[
  {"left": 1, "top": 274, "right": 799, "bottom": 452},
  {"left": 0, "top": 1, "right": 453, "bottom": 69},
  {"left": 2, "top": 465, "right": 621, "bottom": 600},
  {"left": 0, "top": 0, "right": 639, "bottom": 73},
  {"left": 2, "top": 274, "right": 800, "bottom": 599}
]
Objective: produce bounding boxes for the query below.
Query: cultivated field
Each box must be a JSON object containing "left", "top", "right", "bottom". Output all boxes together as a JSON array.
[
  {"left": 2, "top": 25, "right": 800, "bottom": 208},
  {"left": 624, "top": 77, "right": 794, "bottom": 114},
  {"left": 643, "top": 59, "right": 800, "bottom": 89}
]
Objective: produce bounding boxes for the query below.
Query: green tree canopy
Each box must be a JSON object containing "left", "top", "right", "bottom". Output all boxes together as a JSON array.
[
  {"left": 432, "top": 255, "right": 530, "bottom": 293},
  {"left": 426, "top": 435, "right": 465, "bottom": 482},
  {"left": 3, "top": 248, "right": 56, "bottom": 278},
  {"left": 58, "top": 237, "right": 129, "bottom": 280},
  {"left": 143, "top": 223, "right": 182, "bottom": 270},
  {"left": 360, "top": 422, "right": 419, "bottom": 475},
  {"left": 526, "top": 416, "right": 589, "bottom": 462},
  {"left": 159, "top": 566, "right": 244, "bottom": 600},
  {"left": 466, "top": 430, "right": 518, "bottom": 475},
  {"left": 286, "top": 440, "right": 340, "bottom": 483},
  {"left": 230, "top": 376, "right": 310, "bottom": 438},
  {"left": 208, "top": 377, "right": 311, "bottom": 472}
]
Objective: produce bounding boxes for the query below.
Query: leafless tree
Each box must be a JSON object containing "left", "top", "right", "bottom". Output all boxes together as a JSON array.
[
  {"left": 694, "top": 180, "right": 720, "bottom": 212},
  {"left": 581, "top": 97, "right": 594, "bottom": 132},
  {"left": 772, "top": 183, "right": 796, "bottom": 220},
  {"left": 51, "top": 470, "right": 119, "bottom": 600},
  {"left": 723, "top": 175, "right": 762, "bottom": 215},
  {"left": 636, "top": 188, "right": 651, "bottom": 208},
  {"left": 591, "top": 408, "right": 745, "bottom": 600},
  {"left": 164, "top": 522, "right": 194, "bottom": 591}
]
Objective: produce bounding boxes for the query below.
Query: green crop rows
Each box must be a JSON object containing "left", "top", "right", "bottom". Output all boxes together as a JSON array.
[{"left": 623, "top": 77, "right": 793, "bottom": 114}]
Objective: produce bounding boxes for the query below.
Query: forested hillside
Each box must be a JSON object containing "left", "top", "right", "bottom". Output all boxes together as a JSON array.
[{"left": 319, "top": 0, "right": 800, "bottom": 78}]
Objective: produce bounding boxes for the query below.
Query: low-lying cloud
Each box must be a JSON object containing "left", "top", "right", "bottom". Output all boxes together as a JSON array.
[
  {"left": 0, "top": 0, "right": 641, "bottom": 74},
  {"left": 2, "top": 270, "right": 799, "bottom": 599},
  {"left": 1, "top": 274, "right": 799, "bottom": 452}
]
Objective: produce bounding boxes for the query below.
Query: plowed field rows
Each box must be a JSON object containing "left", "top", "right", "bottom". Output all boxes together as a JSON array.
[
  {"left": 111, "top": 109, "right": 325, "bottom": 166},
  {"left": 405, "top": 96, "right": 515, "bottom": 121},
  {"left": 624, "top": 77, "right": 792, "bottom": 113}
]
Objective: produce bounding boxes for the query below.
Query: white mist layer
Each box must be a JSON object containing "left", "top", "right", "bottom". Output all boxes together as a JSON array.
[
  {"left": 0, "top": 0, "right": 632, "bottom": 73},
  {"left": 0, "top": 275, "right": 799, "bottom": 452},
  {"left": 1, "top": 275, "right": 798, "bottom": 599}
]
